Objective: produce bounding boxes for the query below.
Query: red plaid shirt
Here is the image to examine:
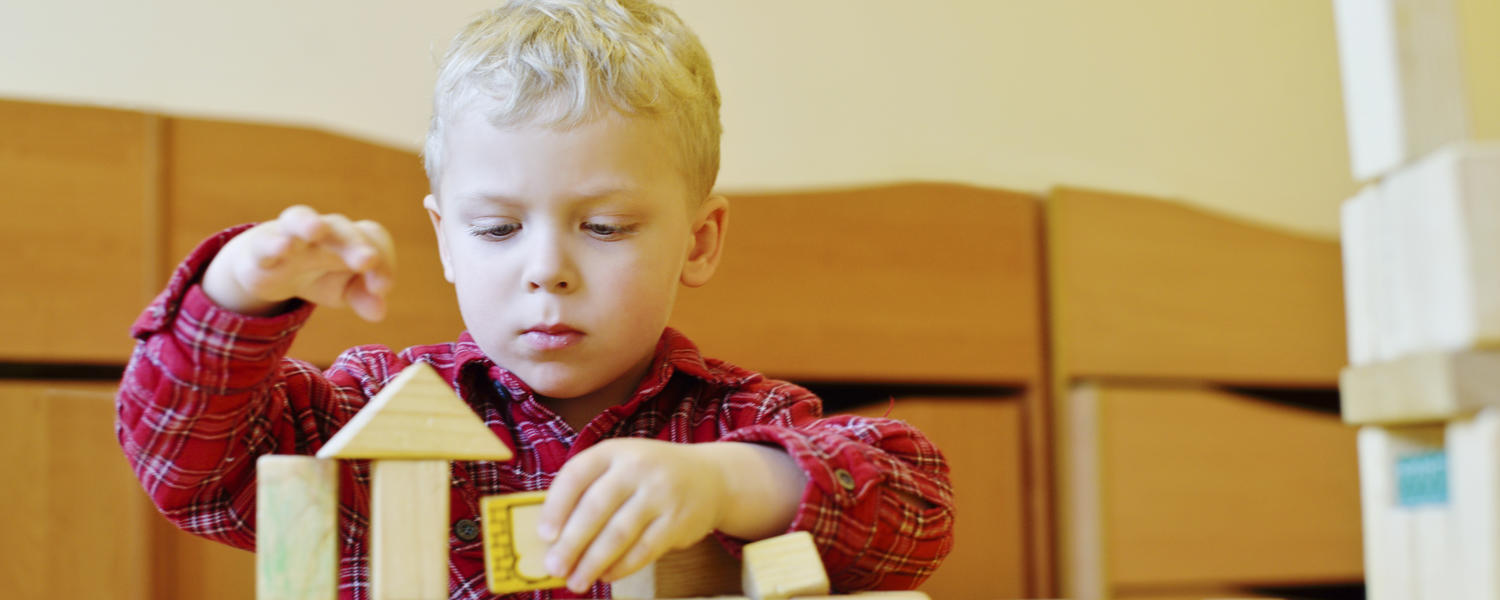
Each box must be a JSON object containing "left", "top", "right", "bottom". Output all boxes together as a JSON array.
[{"left": 116, "top": 226, "right": 955, "bottom": 599}]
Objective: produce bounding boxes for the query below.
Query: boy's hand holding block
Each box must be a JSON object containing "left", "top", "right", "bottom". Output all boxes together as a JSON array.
[{"left": 481, "top": 491, "right": 568, "bottom": 594}]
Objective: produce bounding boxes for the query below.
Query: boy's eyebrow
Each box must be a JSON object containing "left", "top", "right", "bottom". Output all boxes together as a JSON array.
[{"left": 455, "top": 186, "right": 644, "bottom": 206}]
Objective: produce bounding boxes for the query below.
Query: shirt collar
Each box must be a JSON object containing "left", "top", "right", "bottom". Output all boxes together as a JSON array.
[{"left": 454, "top": 327, "right": 743, "bottom": 403}]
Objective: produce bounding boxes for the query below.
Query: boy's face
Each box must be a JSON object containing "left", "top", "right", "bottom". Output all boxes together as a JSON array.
[{"left": 425, "top": 107, "right": 725, "bottom": 403}]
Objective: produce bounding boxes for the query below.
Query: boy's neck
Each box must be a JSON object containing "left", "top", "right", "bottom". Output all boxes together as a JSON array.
[{"left": 536, "top": 357, "right": 653, "bottom": 432}]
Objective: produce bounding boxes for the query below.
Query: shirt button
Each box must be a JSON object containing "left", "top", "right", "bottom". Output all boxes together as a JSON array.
[
  {"left": 454, "top": 518, "right": 481, "bottom": 542},
  {"left": 834, "top": 469, "right": 856, "bottom": 491}
]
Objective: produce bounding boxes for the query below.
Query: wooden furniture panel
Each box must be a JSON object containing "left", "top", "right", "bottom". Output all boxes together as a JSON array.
[
  {"left": 845, "top": 396, "right": 1028, "bottom": 599},
  {"left": 150, "top": 526, "right": 255, "bottom": 600},
  {"left": 1047, "top": 187, "right": 1347, "bottom": 386},
  {"left": 671, "top": 183, "right": 1044, "bottom": 386},
  {"left": 676, "top": 183, "right": 1053, "bottom": 596},
  {"left": 0, "top": 99, "right": 154, "bottom": 363},
  {"left": 0, "top": 380, "right": 151, "bottom": 599},
  {"left": 165, "top": 117, "right": 461, "bottom": 365},
  {"left": 1062, "top": 383, "right": 1362, "bottom": 597}
]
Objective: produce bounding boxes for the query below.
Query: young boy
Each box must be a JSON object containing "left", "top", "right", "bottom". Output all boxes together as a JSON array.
[{"left": 116, "top": 1, "right": 954, "bottom": 598}]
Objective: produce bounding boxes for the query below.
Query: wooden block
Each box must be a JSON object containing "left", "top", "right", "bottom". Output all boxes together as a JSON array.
[
  {"left": 1357, "top": 412, "right": 1500, "bottom": 600},
  {"left": 1340, "top": 186, "right": 1377, "bottom": 366},
  {"left": 1340, "top": 143, "right": 1500, "bottom": 365},
  {"left": 741, "top": 531, "right": 829, "bottom": 600},
  {"left": 1357, "top": 424, "right": 1428, "bottom": 600},
  {"left": 612, "top": 535, "right": 743, "bottom": 599},
  {"left": 1332, "top": 0, "right": 1500, "bottom": 179},
  {"left": 370, "top": 460, "right": 449, "bottom": 600},
  {"left": 1341, "top": 350, "right": 1500, "bottom": 424},
  {"left": 790, "top": 593, "right": 931, "bottom": 600},
  {"left": 1445, "top": 407, "right": 1500, "bottom": 599},
  {"left": 256, "top": 456, "right": 338, "bottom": 600},
  {"left": 316, "top": 363, "right": 512, "bottom": 461},
  {"left": 479, "top": 491, "right": 566, "bottom": 595}
]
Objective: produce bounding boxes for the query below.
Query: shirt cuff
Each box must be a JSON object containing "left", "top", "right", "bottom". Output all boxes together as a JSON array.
[
  {"left": 131, "top": 224, "right": 315, "bottom": 392},
  {"left": 718, "top": 424, "right": 885, "bottom": 587},
  {"left": 132, "top": 223, "right": 258, "bottom": 339}
]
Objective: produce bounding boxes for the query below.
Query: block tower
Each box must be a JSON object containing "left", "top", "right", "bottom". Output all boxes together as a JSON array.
[
  {"left": 255, "top": 362, "right": 916, "bottom": 599},
  {"left": 1331, "top": 0, "right": 1500, "bottom": 598}
]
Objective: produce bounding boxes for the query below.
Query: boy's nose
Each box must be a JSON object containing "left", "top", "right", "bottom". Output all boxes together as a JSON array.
[
  {"left": 523, "top": 235, "right": 578, "bottom": 293},
  {"left": 529, "top": 278, "right": 570, "bottom": 292}
]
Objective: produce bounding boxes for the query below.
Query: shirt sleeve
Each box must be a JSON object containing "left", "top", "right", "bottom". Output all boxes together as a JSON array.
[
  {"left": 717, "top": 383, "right": 955, "bottom": 592},
  {"left": 115, "top": 225, "right": 380, "bottom": 550}
]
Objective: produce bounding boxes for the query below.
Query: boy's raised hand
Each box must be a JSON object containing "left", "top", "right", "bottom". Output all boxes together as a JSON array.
[{"left": 202, "top": 205, "right": 396, "bottom": 321}]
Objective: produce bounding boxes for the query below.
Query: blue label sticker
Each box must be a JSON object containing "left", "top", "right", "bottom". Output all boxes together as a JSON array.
[{"left": 1396, "top": 450, "right": 1449, "bottom": 508}]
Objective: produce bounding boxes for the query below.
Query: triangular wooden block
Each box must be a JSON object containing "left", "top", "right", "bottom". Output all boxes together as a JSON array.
[{"left": 315, "top": 363, "right": 513, "bottom": 461}]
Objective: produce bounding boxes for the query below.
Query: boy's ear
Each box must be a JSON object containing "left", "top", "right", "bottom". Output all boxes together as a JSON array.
[
  {"left": 423, "top": 194, "right": 456, "bottom": 283},
  {"left": 681, "top": 195, "right": 729, "bottom": 287}
]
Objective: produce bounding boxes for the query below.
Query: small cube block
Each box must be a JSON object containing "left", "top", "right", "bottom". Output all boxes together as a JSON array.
[
  {"left": 742, "top": 531, "right": 830, "bottom": 600},
  {"left": 612, "top": 535, "right": 742, "bottom": 599},
  {"left": 480, "top": 491, "right": 567, "bottom": 595}
]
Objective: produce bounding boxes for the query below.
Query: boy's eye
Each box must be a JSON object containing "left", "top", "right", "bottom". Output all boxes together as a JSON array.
[
  {"left": 470, "top": 223, "right": 520, "bottom": 239},
  {"left": 582, "top": 222, "right": 637, "bottom": 240}
]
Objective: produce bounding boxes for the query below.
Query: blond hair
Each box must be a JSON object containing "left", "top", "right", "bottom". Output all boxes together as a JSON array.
[{"left": 424, "top": 0, "right": 721, "bottom": 197}]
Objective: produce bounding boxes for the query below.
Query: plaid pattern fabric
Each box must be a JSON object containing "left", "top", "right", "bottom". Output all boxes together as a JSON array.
[{"left": 116, "top": 226, "right": 955, "bottom": 599}]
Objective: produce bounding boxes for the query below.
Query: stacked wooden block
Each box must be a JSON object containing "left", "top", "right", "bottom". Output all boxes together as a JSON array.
[{"left": 1333, "top": 0, "right": 1500, "bottom": 598}]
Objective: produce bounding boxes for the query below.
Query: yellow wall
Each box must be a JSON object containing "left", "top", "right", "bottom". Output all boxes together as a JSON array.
[{"left": 0, "top": 0, "right": 1356, "bottom": 237}]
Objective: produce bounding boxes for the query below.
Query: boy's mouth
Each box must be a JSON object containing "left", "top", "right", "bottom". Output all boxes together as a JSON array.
[{"left": 520, "top": 324, "right": 584, "bottom": 351}]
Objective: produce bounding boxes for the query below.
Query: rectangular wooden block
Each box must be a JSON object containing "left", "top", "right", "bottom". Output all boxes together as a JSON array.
[
  {"left": 256, "top": 455, "right": 338, "bottom": 600},
  {"left": 1357, "top": 412, "right": 1500, "bottom": 600},
  {"left": 612, "top": 535, "right": 742, "bottom": 599},
  {"left": 1341, "top": 350, "right": 1500, "bottom": 424},
  {"left": 741, "top": 531, "right": 829, "bottom": 600},
  {"left": 1340, "top": 142, "right": 1500, "bottom": 365},
  {"left": 479, "top": 491, "right": 566, "bottom": 595},
  {"left": 371, "top": 460, "right": 449, "bottom": 600},
  {"left": 1332, "top": 0, "right": 1500, "bottom": 179}
]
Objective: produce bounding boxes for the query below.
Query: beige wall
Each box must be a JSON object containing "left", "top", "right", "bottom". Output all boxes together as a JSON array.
[{"left": 0, "top": 0, "right": 1355, "bottom": 237}]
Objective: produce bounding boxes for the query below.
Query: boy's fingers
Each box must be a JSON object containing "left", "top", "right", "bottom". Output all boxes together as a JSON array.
[
  {"left": 279, "top": 205, "right": 326, "bottom": 241},
  {"left": 345, "top": 277, "right": 387, "bottom": 322},
  {"left": 545, "top": 470, "right": 634, "bottom": 580},
  {"left": 561, "top": 489, "right": 651, "bottom": 592},
  {"left": 601, "top": 517, "right": 673, "bottom": 583},
  {"left": 540, "top": 455, "right": 610, "bottom": 542},
  {"left": 250, "top": 223, "right": 299, "bottom": 269},
  {"left": 319, "top": 214, "right": 377, "bottom": 271},
  {"left": 353, "top": 220, "right": 397, "bottom": 293}
]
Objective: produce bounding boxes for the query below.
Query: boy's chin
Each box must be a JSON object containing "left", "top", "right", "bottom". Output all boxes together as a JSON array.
[{"left": 511, "top": 367, "right": 599, "bottom": 399}]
